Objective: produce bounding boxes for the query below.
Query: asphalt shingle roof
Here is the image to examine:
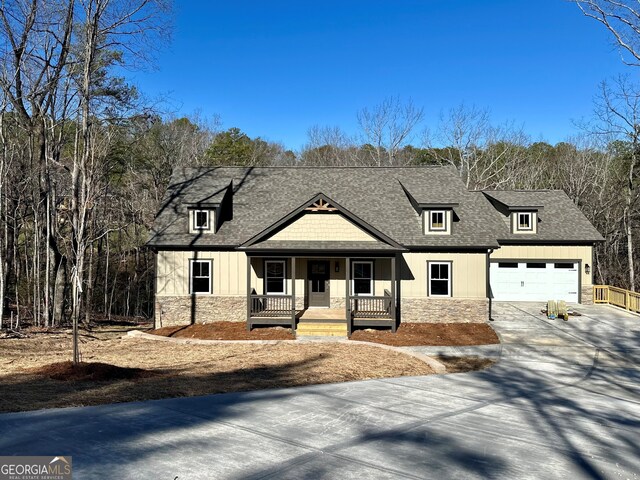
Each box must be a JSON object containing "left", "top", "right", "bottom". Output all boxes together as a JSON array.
[
  {"left": 482, "top": 190, "right": 604, "bottom": 243},
  {"left": 148, "top": 167, "right": 602, "bottom": 250}
]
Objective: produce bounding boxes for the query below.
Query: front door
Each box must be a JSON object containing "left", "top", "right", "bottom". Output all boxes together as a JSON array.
[{"left": 308, "top": 261, "right": 330, "bottom": 307}]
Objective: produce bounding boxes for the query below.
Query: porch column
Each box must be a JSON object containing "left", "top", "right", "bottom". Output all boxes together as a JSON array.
[
  {"left": 391, "top": 255, "right": 397, "bottom": 333},
  {"left": 291, "top": 256, "right": 296, "bottom": 332},
  {"left": 246, "top": 255, "right": 252, "bottom": 331},
  {"left": 345, "top": 257, "right": 351, "bottom": 336}
]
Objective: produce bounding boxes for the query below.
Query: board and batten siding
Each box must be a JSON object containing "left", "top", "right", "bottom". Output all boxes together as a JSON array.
[
  {"left": 269, "top": 213, "right": 377, "bottom": 242},
  {"left": 400, "top": 252, "right": 487, "bottom": 299},
  {"left": 490, "top": 245, "right": 593, "bottom": 286},
  {"left": 156, "top": 252, "right": 395, "bottom": 298},
  {"left": 156, "top": 251, "right": 253, "bottom": 297}
]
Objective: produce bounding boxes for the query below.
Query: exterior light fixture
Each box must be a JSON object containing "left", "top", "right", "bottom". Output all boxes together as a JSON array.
[
  {"left": 585, "top": 264, "right": 591, "bottom": 275},
  {"left": 335, "top": 261, "right": 340, "bottom": 273}
]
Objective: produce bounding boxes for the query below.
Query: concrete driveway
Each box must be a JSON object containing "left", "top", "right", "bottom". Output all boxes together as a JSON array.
[{"left": 1, "top": 303, "right": 639, "bottom": 479}]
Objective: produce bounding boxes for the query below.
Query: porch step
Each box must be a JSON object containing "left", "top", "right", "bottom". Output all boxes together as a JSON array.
[{"left": 296, "top": 322, "right": 348, "bottom": 337}]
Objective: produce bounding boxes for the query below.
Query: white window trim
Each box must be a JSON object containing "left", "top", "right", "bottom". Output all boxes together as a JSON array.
[
  {"left": 193, "top": 209, "right": 211, "bottom": 231},
  {"left": 351, "top": 260, "right": 374, "bottom": 296},
  {"left": 189, "top": 259, "right": 212, "bottom": 295},
  {"left": 516, "top": 212, "right": 533, "bottom": 231},
  {"left": 265, "top": 260, "right": 287, "bottom": 295},
  {"left": 429, "top": 210, "right": 447, "bottom": 231},
  {"left": 428, "top": 261, "right": 452, "bottom": 298}
]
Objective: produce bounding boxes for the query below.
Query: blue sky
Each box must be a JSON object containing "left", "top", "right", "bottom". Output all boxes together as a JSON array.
[{"left": 133, "top": 0, "right": 630, "bottom": 150}]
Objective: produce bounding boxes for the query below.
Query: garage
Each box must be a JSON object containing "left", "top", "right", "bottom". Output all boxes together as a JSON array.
[{"left": 490, "top": 261, "right": 579, "bottom": 303}]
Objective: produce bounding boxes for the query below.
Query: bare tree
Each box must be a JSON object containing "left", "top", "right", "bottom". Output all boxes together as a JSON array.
[
  {"left": 587, "top": 76, "right": 640, "bottom": 290},
  {"left": 300, "top": 125, "right": 359, "bottom": 166},
  {"left": 424, "top": 104, "right": 530, "bottom": 189},
  {"left": 357, "top": 96, "right": 424, "bottom": 166},
  {"left": 573, "top": 0, "right": 640, "bottom": 66}
]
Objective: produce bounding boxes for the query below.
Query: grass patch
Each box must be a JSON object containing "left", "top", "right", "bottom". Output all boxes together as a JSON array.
[{"left": 436, "top": 355, "right": 496, "bottom": 373}]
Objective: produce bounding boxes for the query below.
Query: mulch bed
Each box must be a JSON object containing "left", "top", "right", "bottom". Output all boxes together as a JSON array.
[
  {"left": 150, "top": 322, "right": 295, "bottom": 340},
  {"left": 350, "top": 323, "right": 499, "bottom": 346},
  {"left": 32, "top": 361, "right": 155, "bottom": 382}
]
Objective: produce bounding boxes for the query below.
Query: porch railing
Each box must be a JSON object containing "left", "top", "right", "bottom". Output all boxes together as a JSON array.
[
  {"left": 250, "top": 294, "right": 293, "bottom": 317},
  {"left": 593, "top": 285, "right": 640, "bottom": 314},
  {"left": 349, "top": 289, "right": 393, "bottom": 319}
]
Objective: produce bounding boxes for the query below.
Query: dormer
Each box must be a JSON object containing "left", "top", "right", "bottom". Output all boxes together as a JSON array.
[
  {"left": 422, "top": 208, "right": 454, "bottom": 235},
  {"left": 482, "top": 191, "right": 543, "bottom": 235},
  {"left": 186, "top": 180, "right": 234, "bottom": 234},
  {"left": 188, "top": 205, "right": 217, "bottom": 233},
  {"left": 399, "top": 180, "right": 460, "bottom": 236}
]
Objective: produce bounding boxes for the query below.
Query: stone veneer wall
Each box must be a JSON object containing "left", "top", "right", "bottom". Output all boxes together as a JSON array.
[
  {"left": 155, "top": 296, "right": 245, "bottom": 328},
  {"left": 581, "top": 286, "right": 594, "bottom": 305},
  {"left": 155, "top": 295, "right": 491, "bottom": 327},
  {"left": 400, "top": 298, "right": 489, "bottom": 323}
]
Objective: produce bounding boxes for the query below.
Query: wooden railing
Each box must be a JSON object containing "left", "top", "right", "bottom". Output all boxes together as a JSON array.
[
  {"left": 593, "top": 285, "right": 640, "bottom": 314},
  {"left": 249, "top": 294, "right": 293, "bottom": 317},
  {"left": 349, "top": 289, "right": 393, "bottom": 319}
]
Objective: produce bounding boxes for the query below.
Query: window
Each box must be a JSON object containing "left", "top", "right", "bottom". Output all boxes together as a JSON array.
[
  {"left": 190, "top": 260, "right": 212, "bottom": 294},
  {"left": 193, "top": 210, "right": 210, "bottom": 231},
  {"left": 516, "top": 212, "right": 533, "bottom": 231},
  {"left": 352, "top": 261, "right": 373, "bottom": 296},
  {"left": 429, "top": 210, "right": 446, "bottom": 231},
  {"left": 498, "top": 262, "right": 518, "bottom": 268},
  {"left": 428, "top": 262, "right": 451, "bottom": 297},
  {"left": 526, "top": 262, "right": 546, "bottom": 269},
  {"left": 554, "top": 263, "right": 575, "bottom": 269},
  {"left": 265, "top": 260, "right": 286, "bottom": 294}
]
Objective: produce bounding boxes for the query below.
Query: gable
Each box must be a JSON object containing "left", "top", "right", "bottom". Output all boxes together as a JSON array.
[{"left": 268, "top": 212, "right": 378, "bottom": 242}]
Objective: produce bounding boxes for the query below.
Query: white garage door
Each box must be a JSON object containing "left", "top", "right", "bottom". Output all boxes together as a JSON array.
[{"left": 490, "top": 261, "right": 579, "bottom": 303}]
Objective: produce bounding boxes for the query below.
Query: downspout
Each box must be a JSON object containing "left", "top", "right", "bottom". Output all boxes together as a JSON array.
[{"left": 487, "top": 248, "right": 493, "bottom": 321}]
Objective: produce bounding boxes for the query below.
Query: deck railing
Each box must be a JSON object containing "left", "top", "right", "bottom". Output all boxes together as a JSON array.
[
  {"left": 349, "top": 289, "right": 393, "bottom": 318},
  {"left": 593, "top": 285, "right": 640, "bottom": 314},
  {"left": 249, "top": 294, "right": 293, "bottom": 317}
]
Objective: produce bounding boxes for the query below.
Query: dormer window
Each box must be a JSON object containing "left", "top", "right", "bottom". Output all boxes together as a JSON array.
[
  {"left": 512, "top": 211, "right": 537, "bottom": 234},
  {"left": 429, "top": 211, "right": 446, "bottom": 231},
  {"left": 424, "top": 209, "right": 451, "bottom": 235},
  {"left": 189, "top": 208, "right": 215, "bottom": 233},
  {"left": 516, "top": 212, "right": 532, "bottom": 231},
  {"left": 193, "top": 210, "right": 210, "bottom": 230}
]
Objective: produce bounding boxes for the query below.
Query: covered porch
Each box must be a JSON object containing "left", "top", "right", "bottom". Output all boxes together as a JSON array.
[{"left": 245, "top": 252, "right": 400, "bottom": 335}]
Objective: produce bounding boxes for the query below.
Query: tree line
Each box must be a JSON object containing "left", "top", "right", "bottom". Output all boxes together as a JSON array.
[{"left": 0, "top": 0, "right": 638, "bottom": 339}]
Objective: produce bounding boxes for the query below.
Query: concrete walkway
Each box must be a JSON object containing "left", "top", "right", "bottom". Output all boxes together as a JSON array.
[{"left": 1, "top": 302, "right": 639, "bottom": 479}]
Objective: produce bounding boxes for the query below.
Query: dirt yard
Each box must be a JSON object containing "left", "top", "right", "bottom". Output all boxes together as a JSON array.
[
  {"left": 0, "top": 330, "right": 435, "bottom": 413},
  {"left": 350, "top": 323, "right": 500, "bottom": 346}
]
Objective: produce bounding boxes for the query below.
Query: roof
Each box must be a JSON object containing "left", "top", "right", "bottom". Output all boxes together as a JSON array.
[
  {"left": 482, "top": 190, "right": 544, "bottom": 210},
  {"left": 244, "top": 240, "right": 402, "bottom": 252},
  {"left": 148, "top": 167, "right": 603, "bottom": 250},
  {"left": 482, "top": 190, "right": 604, "bottom": 243}
]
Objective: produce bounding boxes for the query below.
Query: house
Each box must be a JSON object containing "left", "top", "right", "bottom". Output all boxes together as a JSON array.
[{"left": 147, "top": 166, "right": 603, "bottom": 334}]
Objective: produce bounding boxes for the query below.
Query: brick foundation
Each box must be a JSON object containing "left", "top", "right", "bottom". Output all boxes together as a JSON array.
[
  {"left": 155, "top": 296, "right": 246, "bottom": 328},
  {"left": 400, "top": 298, "right": 489, "bottom": 323},
  {"left": 581, "top": 286, "right": 594, "bottom": 305}
]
